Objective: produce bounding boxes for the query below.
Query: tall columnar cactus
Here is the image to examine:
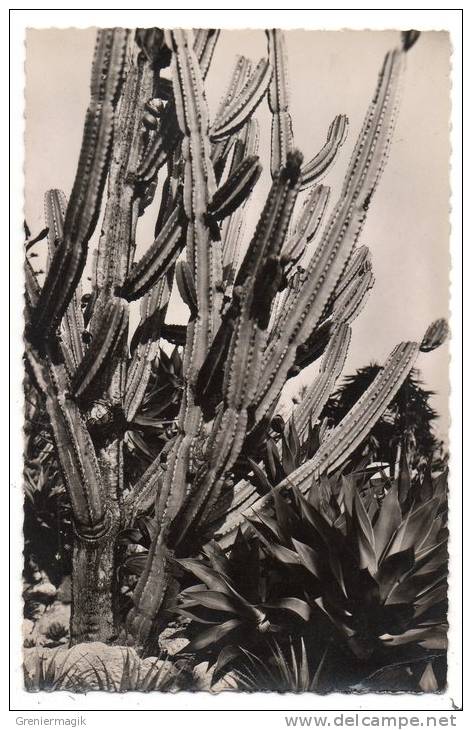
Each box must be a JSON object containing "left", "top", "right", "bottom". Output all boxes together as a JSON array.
[{"left": 25, "top": 27, "right": 445, "bottom": 651}]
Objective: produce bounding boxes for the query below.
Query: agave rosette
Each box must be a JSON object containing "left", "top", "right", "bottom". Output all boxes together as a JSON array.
[
  {"left": 247, "top": 469, "right": 448, "bottom": 664},
  {"left": 172, "top": 530, "right": 312, "bottom": 683}
]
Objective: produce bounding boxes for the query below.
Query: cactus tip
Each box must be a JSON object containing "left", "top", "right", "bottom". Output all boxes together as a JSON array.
[
  {"left": 284, "top": 149, "right": 304, "bottom": 184},
  {"left": 401, "top": 30, "right": 421, "bottom": 52},
  {"left": 420, "top": 318, "right": 449, "bottom": 352}
]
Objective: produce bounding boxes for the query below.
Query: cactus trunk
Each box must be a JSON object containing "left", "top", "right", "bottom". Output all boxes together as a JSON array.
[{"left": 71, "top": 523, "right": 119, "bottom": 644}]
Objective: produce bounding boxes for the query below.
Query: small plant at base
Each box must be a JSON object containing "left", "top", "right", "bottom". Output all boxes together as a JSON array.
[
  {"left": 44, "top": 621, "right": 69, "bottom": 645},
  {"left": 234, "top": 638, "right": 327, "bottom": 693}
]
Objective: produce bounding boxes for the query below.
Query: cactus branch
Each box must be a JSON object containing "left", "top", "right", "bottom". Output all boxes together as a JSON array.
[{"left": 29, "top": 30, "right": 129, "bottom": 340}]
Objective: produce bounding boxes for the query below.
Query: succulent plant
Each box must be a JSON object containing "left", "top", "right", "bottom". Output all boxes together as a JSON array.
[
  {"left": 171, "top": 530, "right": 311, "bottom": 684},
  {"left": 44, "top": 621, "right": 69, "bottom": 644},
  {"left": 246, "top": 467, "right": 448, "bottom": 687},
  {"left": 234, "top": 638, "right": 326, "bottom": 693},
  {"left": 24, "top": 24, "right": 446, "bottom": 662}
]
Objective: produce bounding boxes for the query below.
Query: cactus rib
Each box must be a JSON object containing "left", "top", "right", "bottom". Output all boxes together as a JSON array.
[
  {"left": 179, "top": 153, "right": 303, "bottom": 535},
  {"left": 213, "top": 340, "right": 421, "bottom": 545},
  {"left": 300, "top": 114, "right": 349, "bottom": 188},
  {"left": 120, "top": 208, "right": 185, "bottom": 301},
  {"left": 128, "top": 28, "right": 223, "bottom": 642},
  {"left": 71, "top": 296, "right": 128, "bottom": 400},
  {"left": 208, "top": 155, "right": 262, "bottom": 221},
  {"left": 25, "top": 347, "right": 109, "bottom": 539},
  {"left": 210, "top": 58, "right": 272, "bottom": 140},
  {"left": 124, "top": 278, "right": 170, "bottom": 421},
  {"left": 175, "top": 260, "right": 198, "bottom": 316},
  {"left": 266, "top": 29, "right": 293, "bottom": 176},
  {"left": 136, "top": 30, "right": 219, "bottom": 185},
  {"left": 44, "top": 190, "right": 85, "bottom": 370},
  {"left": 293, "top": 323, "right": 351, "bottom": 438},
  {"left": 254, "top": 44, "right": 406, "bottom": 428},
  {"left": 192, "top": 29, "right": 220, "bottom": 79},
  {"left": 30, "top": 30, "right": 128, "bottom": 340}
]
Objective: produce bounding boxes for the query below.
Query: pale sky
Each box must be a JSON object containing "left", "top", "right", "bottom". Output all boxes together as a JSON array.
[{"left": 25, "top": 28, "right": 451, "bottom": 439}]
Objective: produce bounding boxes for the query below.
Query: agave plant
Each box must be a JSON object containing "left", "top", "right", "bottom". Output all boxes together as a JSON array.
[
  {"left": 171, "top": 530, "right": 311, "bottom": 684},
  {"left": 234, "top": 638, "right": 326, "bottom": 693},
  {"left": 247, "top": 467, "right": 448, "bottom": 689},
  {"left": 23, "top": 649, "right": 86, "bottom": 692},
  {"left": 77, "top": 651, "right": 182, "bottom": 692},
  {"left": 23, "top": 647, "right": 181, "bottom": 693}
]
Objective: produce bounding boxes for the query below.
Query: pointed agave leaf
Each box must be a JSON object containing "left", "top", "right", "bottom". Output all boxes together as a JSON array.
[
  {"left": 418, "top": 662, "right": 439, "bottom": 692},
  {"left": 300, "top": 115, "right": 349, "bottom": 189},
  {"left": 247, "top": 457, "right": 273, "bottom": 495},
  {"left": 267, "top": 542, "right": 301, "bottom": 566},
  {"left": 353, "top": 490, "right": 377, "bottom": 574},
  {"left": 292, "top": 538, "right": 322, "bottom": 579},
  {"left": 374, "top": 484, "right": 402, "bottom": 560},
  {"left": 386, "top": 497, "right": 441, "bottom": 557},
  {"left": 211, "top": 645, "right": 241, "bottom": 685},
  {"left": 183, "top": 618, "right": 242, "bottom": 653},
  {"left": 398, "top": 440, "right": 412, "bottom": 504},
  {"left": 265, "top": 597, "right": 311, "bottom": 621},
  {"left": 210, "top": 58, "right": 272, "bottom": 140},
  {"left": 184, "top": 590, "right": 240, "bottom": 614}
]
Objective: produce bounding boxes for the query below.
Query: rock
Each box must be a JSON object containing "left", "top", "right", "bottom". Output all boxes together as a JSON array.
[
  {"left": 23, "top": 619, "right": 35, "bottom": 637},
  {"left": 158, "top": 626, "right": 189, "bottom": 656},
  {"left": 25, "top": 581, "right": 57, "bottom": 603},
  {"left": 192, "top": 661, "right": 238, "bottom": 693},
  {"left": 56, "top": 576, "right": 71, "bottom": 603}
]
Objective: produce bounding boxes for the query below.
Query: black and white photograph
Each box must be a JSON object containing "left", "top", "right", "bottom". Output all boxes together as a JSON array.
[{"left": 16, "top": 12, "right": 457, "bottom": 707}]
